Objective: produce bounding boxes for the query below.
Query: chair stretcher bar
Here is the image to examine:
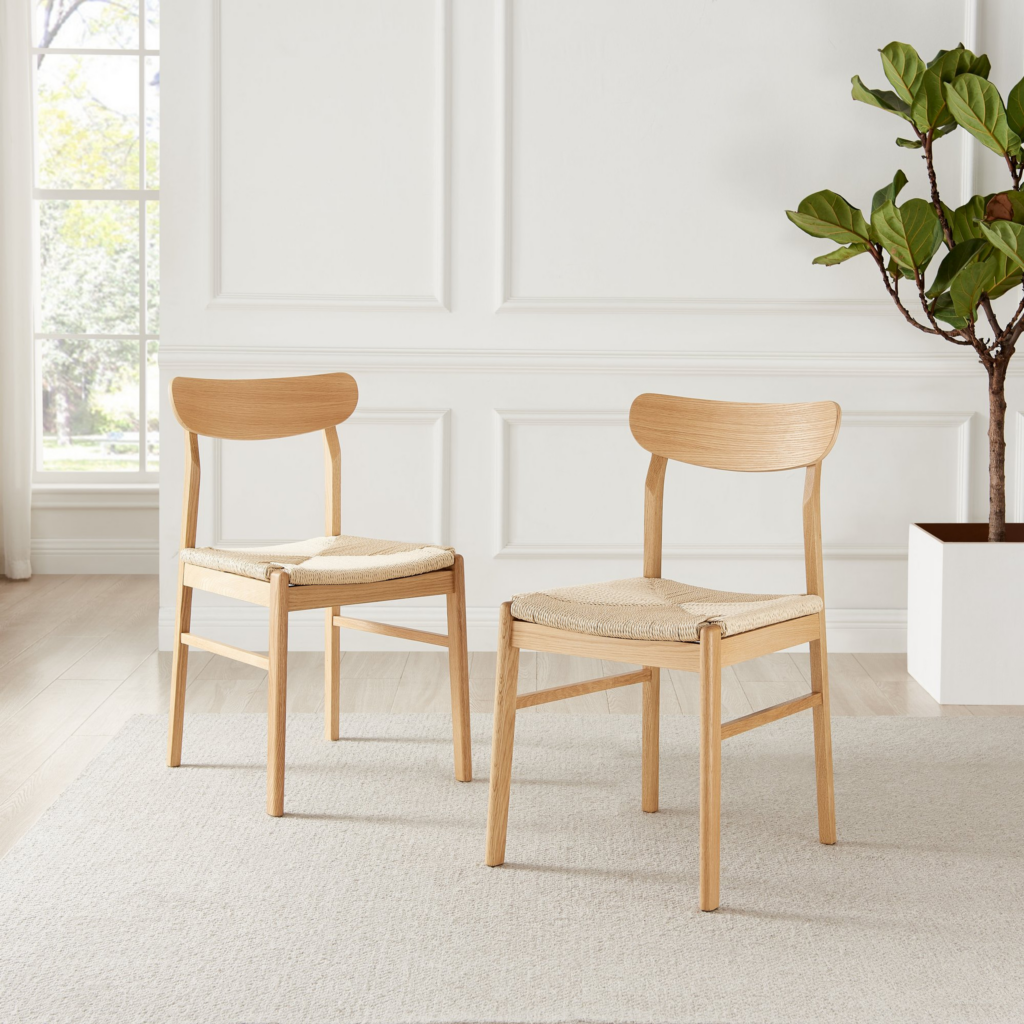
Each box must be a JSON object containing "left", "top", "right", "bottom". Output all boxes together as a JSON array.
[
  {"left": 333, "top": 615, "right": 449, "bottom": 648},
  {"left": 515, "top": 669, "right": 651, "bottom": 709},
  {"left": 720, "top": 691, "right": 822, "bottom": 740}
]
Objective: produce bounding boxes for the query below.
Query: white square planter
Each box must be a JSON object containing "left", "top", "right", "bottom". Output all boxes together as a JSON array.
[{"left": 907, "top": 523, "right": 1024, "bottom": 705}]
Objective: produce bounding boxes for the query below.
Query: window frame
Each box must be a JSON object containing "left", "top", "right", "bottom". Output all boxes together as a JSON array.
[{"left": 31, "top": 3, "right": 159, "bottom": 485}]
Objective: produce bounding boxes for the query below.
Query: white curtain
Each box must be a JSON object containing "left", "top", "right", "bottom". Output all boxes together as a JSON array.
[{"left": 0, "top": 0, "right": 34, "bottom": 579}]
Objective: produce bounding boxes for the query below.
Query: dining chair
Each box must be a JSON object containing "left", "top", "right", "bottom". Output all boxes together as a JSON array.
[
  {"left": 485, "top": 393, "right": 841, "bottom": 911},
  {"left": 166, "top": 372, "right": 472, "bottom": 816}
]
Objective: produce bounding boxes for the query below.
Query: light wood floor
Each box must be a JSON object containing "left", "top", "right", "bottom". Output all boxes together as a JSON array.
[{"left": 1, "top": 573, "right": 1020, "bottom": 859}]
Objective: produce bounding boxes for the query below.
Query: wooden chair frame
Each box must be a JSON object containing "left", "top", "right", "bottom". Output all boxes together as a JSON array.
[
  {"left": 166, "top": 373, "right": 472, "bottom": 816},
  {"left": 485, "top": 393, "right": 842, "bottom": 911}
]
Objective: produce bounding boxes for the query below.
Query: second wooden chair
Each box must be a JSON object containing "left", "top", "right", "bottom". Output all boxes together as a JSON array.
[{"left": 484, "top": 393, "right": 841, "bottom": 910}]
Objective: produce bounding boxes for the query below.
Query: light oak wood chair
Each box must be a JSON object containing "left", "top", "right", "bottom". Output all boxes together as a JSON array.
[
  {"left": 166, "top": 373, "right": 472, "bottom": 816},
  {"left": 485, "top": 393, "right": 841, "bottom": 911}
]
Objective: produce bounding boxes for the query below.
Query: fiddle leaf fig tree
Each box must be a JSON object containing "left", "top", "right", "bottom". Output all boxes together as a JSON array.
[{"left": 787, "top": 42, "right": 1024, "bottom": 542}]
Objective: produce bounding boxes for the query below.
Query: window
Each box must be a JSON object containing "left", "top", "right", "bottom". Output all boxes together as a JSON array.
[{"left": 32, "top": 0, "right": 159, "bottom": 478}]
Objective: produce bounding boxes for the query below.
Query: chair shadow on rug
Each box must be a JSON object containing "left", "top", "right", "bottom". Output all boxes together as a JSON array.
[
  {"left": 165, "top": 372, "right": 472, "bottom": 817},
  {"left": 485, "top": 393, "right": 843, "bottom": 911}
]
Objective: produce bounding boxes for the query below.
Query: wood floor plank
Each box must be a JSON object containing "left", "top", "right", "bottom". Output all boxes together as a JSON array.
[
  {"left": 391, "top": 654, "right": 453, "bottom": 713},
  {"left": 2, "top": 576, "right": 124, "bottom": 637},
  {"left": 0, "top": 634, "right": 107, "bottom": 728},
  {"left": 851, "top": 653, "right": 973, "bottom": 717},
  {"left": 792, "top": 653, "right": 898, "bottom": 716},
  {"left": 730, "top": 653, "right": 804, "bottom": 684},
  {"left": 0, "top": 733, "right": 111, "bottom": 860},
  {"left": 669, "top": 667, "right": 750, "bottom": 718},
  {"left": 0, "top": 678, "right": 124, "bottom": 793},
  {"left": 342, "top": 651, "right": 408, "bottom": 680},
  {"left": 74, "top": 652, "right": 183, "bottom": 738},
  {"left": 342, "top": 677, "right": 401, "bottom": 714}
]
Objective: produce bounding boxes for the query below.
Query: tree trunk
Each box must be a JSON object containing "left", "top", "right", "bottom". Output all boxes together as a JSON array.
[{"left": 988, "top": 361, "right": 1007, "bottom": 542}]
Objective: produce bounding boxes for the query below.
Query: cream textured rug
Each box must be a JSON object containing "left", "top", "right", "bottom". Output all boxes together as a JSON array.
[{"left": 2, "top": 713, "right": 1022, "bottom": 1024}]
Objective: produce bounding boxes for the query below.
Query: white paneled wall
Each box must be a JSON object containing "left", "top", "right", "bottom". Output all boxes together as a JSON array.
[{"left": 160, "top": 0, "right": 1024, "bottom": 651}]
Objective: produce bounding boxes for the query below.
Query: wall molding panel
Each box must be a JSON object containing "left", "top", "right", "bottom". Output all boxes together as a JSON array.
[
  {"left": 495, "top": 409, "right": 974, "bottom": 561},
  {"left": 210, "top": 409, "right": 451, "bottom": 548},
  {"left": 208, "top": 0, "right": 451, "bottom": 311},
  {"left": 495, "top": 0, "right": 903, "bottom": 315}
]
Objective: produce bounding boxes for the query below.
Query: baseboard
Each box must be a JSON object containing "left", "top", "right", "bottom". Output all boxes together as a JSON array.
[
  {"left": 32, "top": 538, "right": 160, "bottom": 575},
  {"left": 158, "top": 605, "right": 908, "bottom": 653}
]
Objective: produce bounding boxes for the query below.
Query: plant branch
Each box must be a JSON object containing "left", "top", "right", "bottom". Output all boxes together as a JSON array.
[
  {"left": 922, "top": 129, "right": 955, "bottom": 248},
  {"left": 869, "top": 245, "right": 938, "bottom": 332},
  {"left": 908, "top": 269, "right": 974, "bottom": 345},
  {"left": 867, "top": 244, "right": 956, "bottom": 337},
  {"left": 980, "top": 295, "right": 1003, "bottom": 339},
  {"left": 1004, "top": 152, "right": 1022, "bottom": 190}
]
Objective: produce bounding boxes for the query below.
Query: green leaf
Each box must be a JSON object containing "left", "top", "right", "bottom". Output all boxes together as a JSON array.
[
  {"left": 1006, "top": 76, "right": 1024, "bottom": 139},
  {"left": 930, "top": 291, "right": 969, "bottom": 329},
  {"left": 880, "top": 42, "right": 926, "bottom": 105},
  {"left": 926, "top": 46, "right": 963, "bottom": 69},
  {"left": 969, "top": 53, "right": 992, "bottom": 79},
  {"left": 985, "top": 251, "right": 1023, "bottom": 300},
  {"left": 851, "top": 75, "right": 912, "bottom": 120},
  {"left": 871, "top": 198, "right": 943, "bottom": 272},
  {"left": 952, "top": 195, "right": 988, "bottom": 243},
  {"left": 950, "top": 259, "right": 996, "bottom": 320},
  {"left": 979, "top": 220, "right": 1024, "bottom": 271},
  {"left": 911, "top": 48, "right": 975, "bottom": 131},
  {"left": 786, "top": 190, "right": 871, "bottom": 245},
  {"left": 929, "top": 46, "right": 975, "bottom": 77},
  {"left": 944, "top": 75, "right": 1021, "bottom": 157},
  {"left": 933, "top": 121, "right": 959, "bottom": 139},
  {"left": 811, "top": 243, "right": 870, "bottom": 266},
  {"left": 871, "top": 169, "right": 909, "bottom": 213},
  {"left": 896, "top": 136, "right": 923, "bottom": 148},
  {"left": 926, "top": 238, "right": 989, "bottom": 297}
]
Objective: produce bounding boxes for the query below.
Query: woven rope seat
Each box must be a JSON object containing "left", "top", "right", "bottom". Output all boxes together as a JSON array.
[
  {"left": 181, "top": 535, "right": 454, "bottom": 586},
  {"left": 510, "top": 577, "right": 822, "bottom": 643}
]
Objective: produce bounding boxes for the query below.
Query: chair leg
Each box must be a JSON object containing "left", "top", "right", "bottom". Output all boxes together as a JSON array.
[
  {"left": 485, "top": 602, "right": 520, "bottom": 866},
  {"left": 641, "top": 666, "right": 660, "bottom": 812},
  {"left": 809, "top": 612, "right": 837, "bottom": 845},
  {"left": 698, "top": 623, "right": 722, "bottom": 912},
  {"left": 325, "top": 605, "right": 340, "bottom": 741},
  {"left": 446, "top": 555, "right": 472, "bottom": 782},
  {"left": 266, "top": 570, "right": 290, "bottom": 817},
  {"left": 167, "top": 562, "right": 192, "bottom": 767}
]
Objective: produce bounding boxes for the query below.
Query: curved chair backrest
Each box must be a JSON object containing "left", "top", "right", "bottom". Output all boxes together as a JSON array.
[
  {"left": 629, "top": 393, "right": 842, "bottom": 598},
  {"left": 629, "top": 394, "right": 841, "bottom": 472},
  {"left": 170, "top": 373, "right": 358, "bottom": 440},
  {"left": 170, "top": 373, "right": 359, "bottom": 551}
]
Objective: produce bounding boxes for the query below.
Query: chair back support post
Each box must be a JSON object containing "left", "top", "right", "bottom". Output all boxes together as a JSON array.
[
  {"left": 802, "top": 461, "right": 825, "bottom": 599},
  {"left": 643, "top": 454, "right": 667, "bottom": 578},
  {"left": 180, "top": 430, "right": 200, "bottom": 551},
  {"left": 324, "top": 426, "right": 341, "bottom": 537}
]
